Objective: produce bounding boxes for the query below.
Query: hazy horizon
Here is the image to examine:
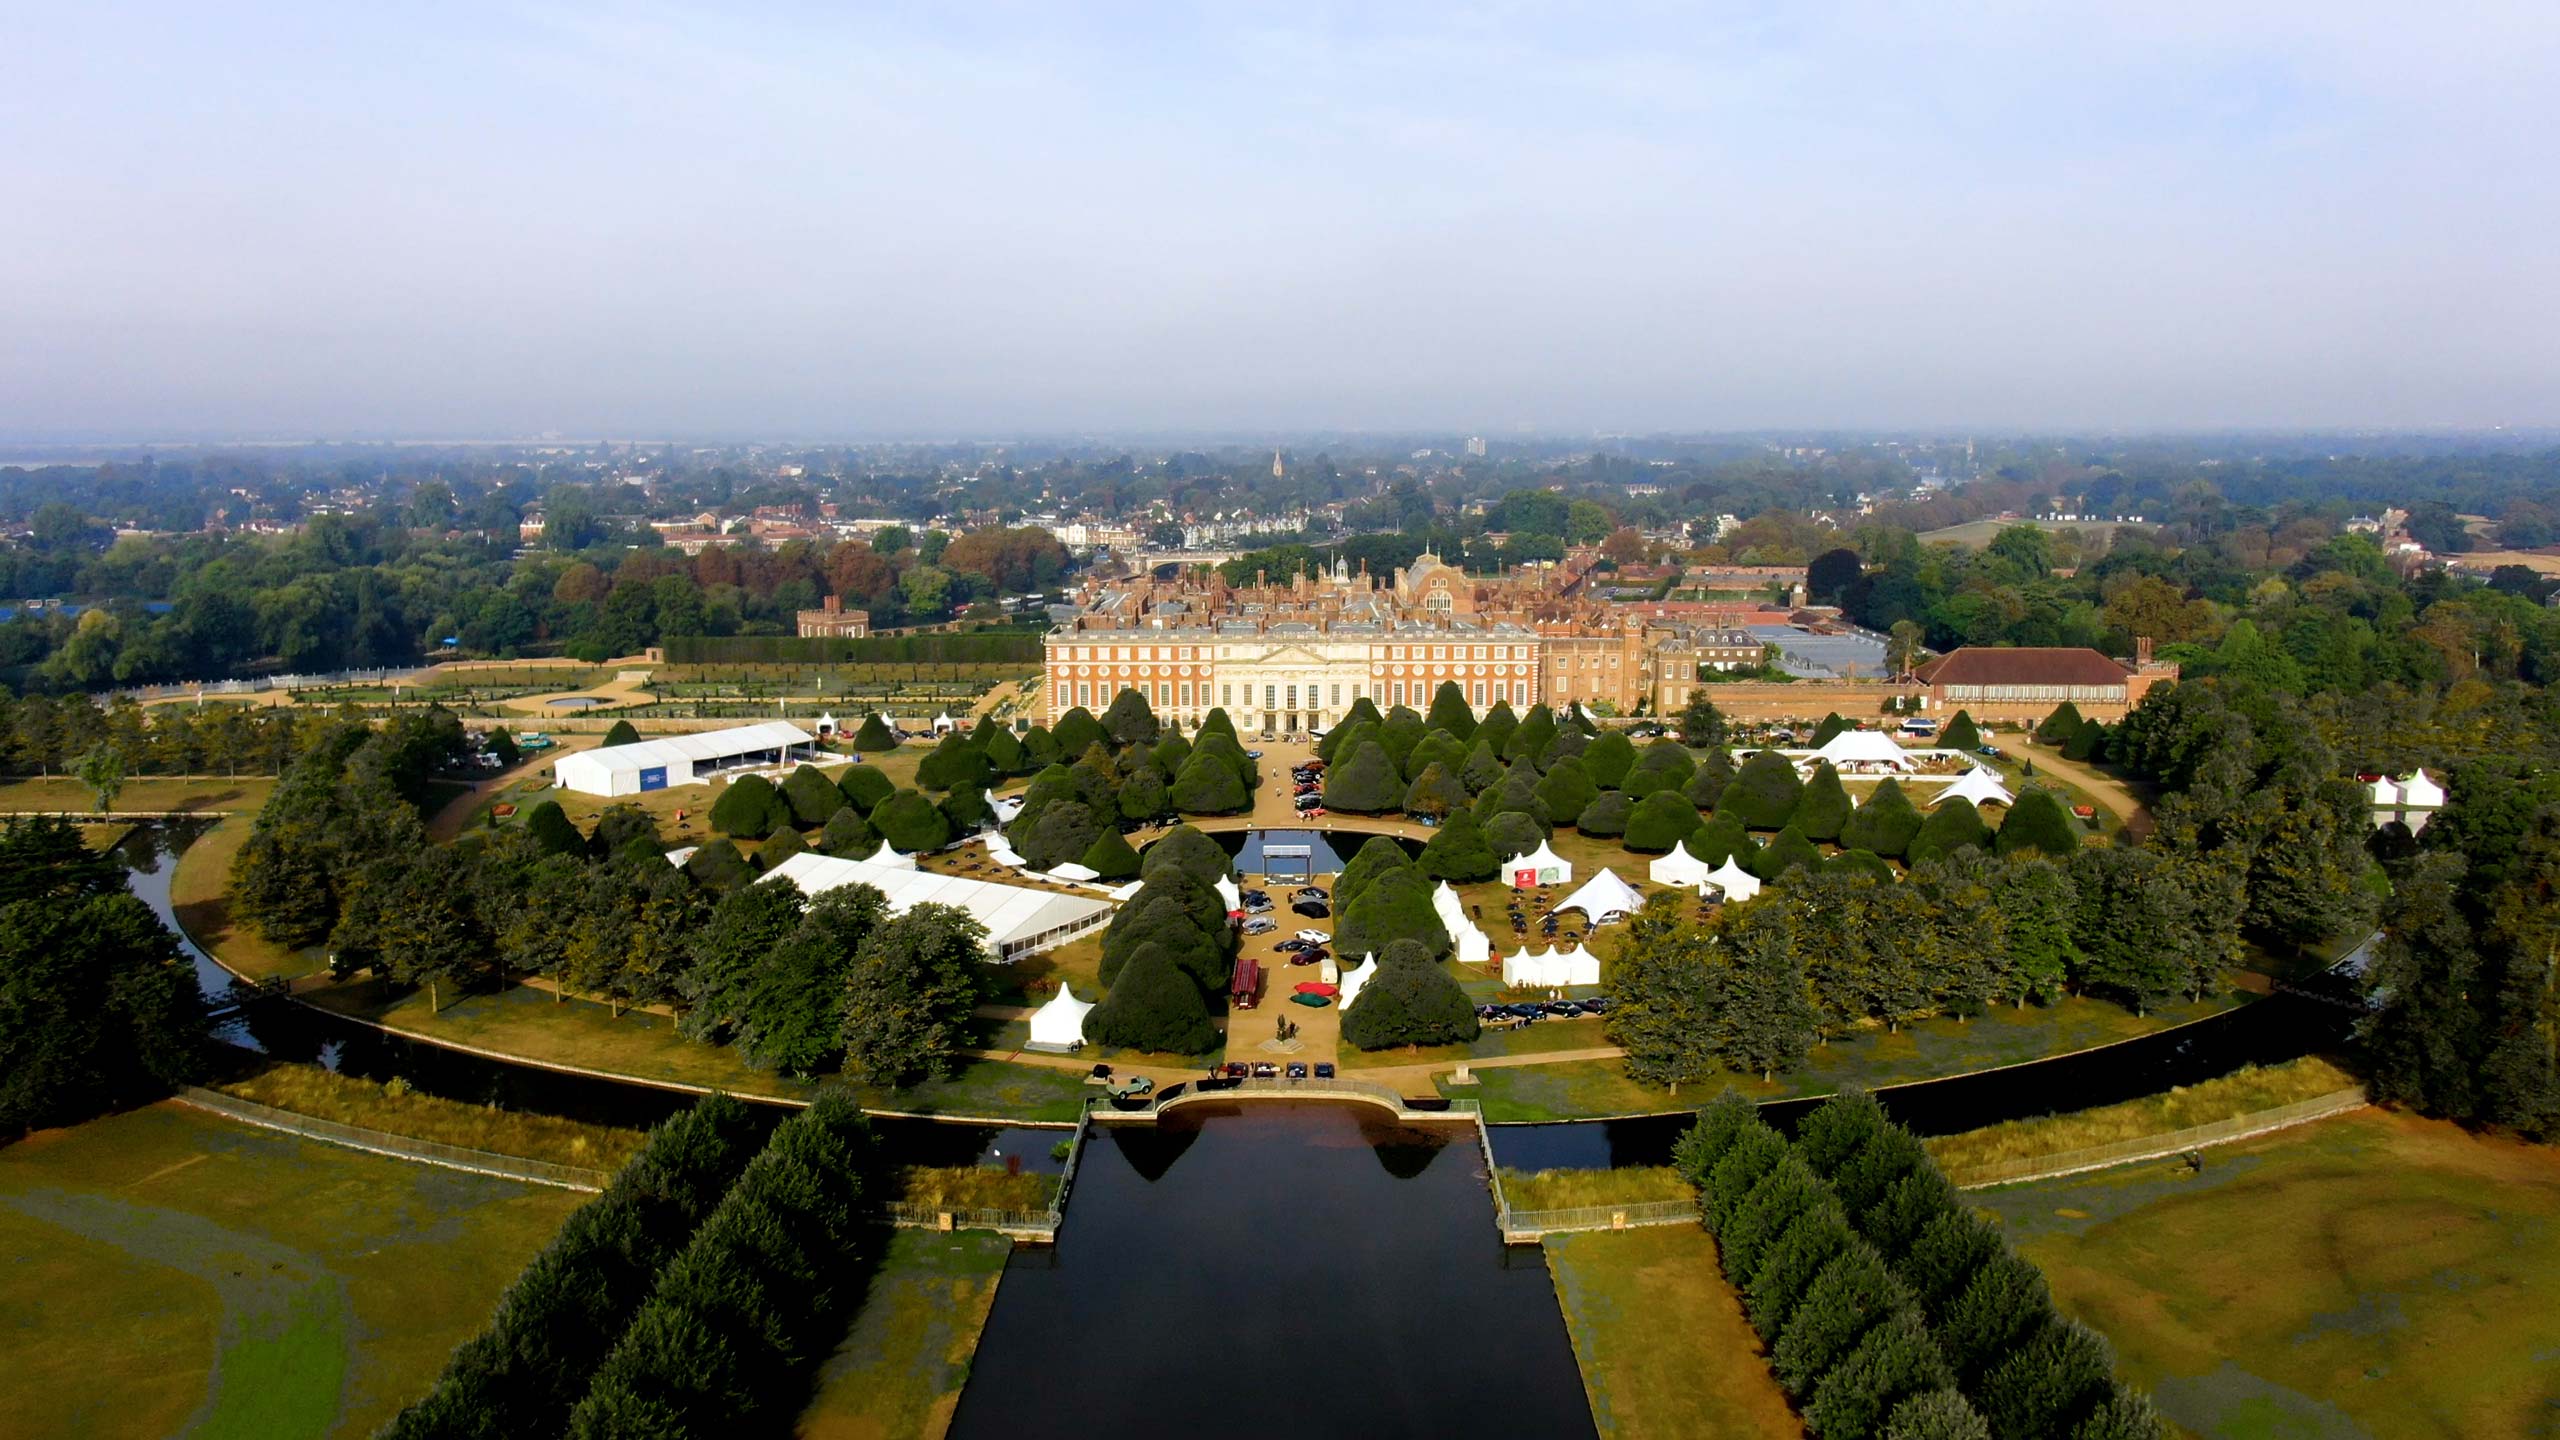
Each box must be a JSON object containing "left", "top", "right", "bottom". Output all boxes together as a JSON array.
[{"left": 7, "top": 4, "right": 2557, "bottom": 438}]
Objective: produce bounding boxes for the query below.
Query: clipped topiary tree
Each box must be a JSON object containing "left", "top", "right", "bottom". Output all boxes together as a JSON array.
[
  {"left": 837, "top": 763, "right": 896, "bottom": 813},
  {"left": 1085, "top": 944, "right": 1218, "bottom": 1055},
  {"left": 851, "top": 713, "right": 898, "bottom": 751},
  {"left": 1099, "top": 687, "right": 1160, "bottom": 746},
  {"left": 1751, "top": 824, "right": 1822, "bottom": 880},
  {"left": 1333, "top": 835, "right": 1415, "bottom": 916},
  {"left": 1484, "top": 810, "right": 1545, "bottom": 865},
  {"left": 1840, "top": 777, "right": 1924, "bottom": 859},
  {"left": 939, "top": 786, "right": 993, "bottom": 834},
  {"left": 1325, "top": 739, "right": 1402, "bottom": 814},
  {"left": 1079, "top": 829, "right": 1141, "bottom": 880},
  {"left": 1905, "top": 797, "right": 1990, "bottom": 866},
  {"left": 1505, "top": 703, "right": 1558, "bottom": 766},
  {"left": 1336, "top": 866, "right": 1452, "bottom": 960},
  {"left": 1475, "top": 700, "right": 1518, "bottom": 759},
  {"left": 755, "top": 826, "right": 808, "bottom": 870},
  {"left": 604, "top": 718, "right": 641, "bottom": 747},
  {"left": 1994, "top": 788, "right": 2080, "bottom": 857},
  {"left": 916, "top": 732, "right": 990, "bottom": 793},
  {"left": 1582, "top": 730, "right": 1636, "bottom": 789},
  {"left": 818, "top": 806, "right": 878, "bottom": 858},
  {"left": 1472, "top": 763, "right": 1551, "bottom": 831},
  {"left": 1940, "top": 710, "right": 1981, "bottom": 753},
  {"left": 1417, "top": 808, "right": 1498, "bottom": 881},
  {"left": 1341, "top": 939, "right": 1480, "bottom": 1049},
  {"left": 1830, "top": 848, "right": 1894, "bottom": 883},
  {"left": 1402, "top": 762, "right": 1470, "bottom": 818},
  {"left": 1794, "top": 761, "right": 1851, "bottom": 842},
  {"left": 1535, "top": 755, "right": 1599, "bottom": 825},
  {"left": 2063, "top": 715, "right": 2108, "bottom": 762},
  {"left": 1810, "top": 713, "right": 1849, "bottom": 747},
  {"left": 1019, "top": 724, "right": 1062, "bottom": 769},
  {"left": 1620, "top": 739, "right": 1696, "bottom": 800},
  {"left": 1141, "top": 825, "right": 1231, "bottom": 887},
  {"left": 2034, "top": 701, "right": 2085, "bottom": 746},
  {"left": 1624, "top": 788, "right": 1705, "bottom": 853},
  {"left": 1688, "top": 813, "right": 1754, "bottom": 867},
  {"left": 710, "top": 773, "right": 791, "bottom": 839},
  {"left": 1458, "top": 739, "right": 1506, "bottom": 794},
  {"left": 1576, "top": 790, "right": 1632, "bottom": 837},
  {"left": 1402, "top": 729, "right": 1468, "bottom": 785},
  {"left": 1425, "top": 681, "right": 1478, "bottom": 739},
  {"left": 1686, "top": 748, "right": 1736, "bottom": 809},
  {"left": 523, "top": 799, "right": 585, "bottom": 856},
  {"left": 1117, "top": 764, "right": 1170, "bottom": 824},
  {"left": 1018, "top": 799, "right": 1104, "bottom": 871},
  {"left": 1719, "top": 749, "right": 1804, "bottom": 829},
  {"left": 1376, "top": 710, "right": 1429, "bottom": 774},
  {"left": 1168, "top": 751, "right": 1249, "bottom": 814},
  {"left": 869, "top": 789, "right": 952, "bottom": 853},
  {"left": 683, "top": 838, "right": 753, "bottom": 892},
  {"left": 1050, "top": 706, "right": 1107, "bottom": 759},
  {"left": 779, "top": 765, "right": 847, "bottom": 826}
]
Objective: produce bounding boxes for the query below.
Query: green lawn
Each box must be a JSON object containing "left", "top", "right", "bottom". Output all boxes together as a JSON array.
[
  {"left": 1444, "top": 992, "right": 2241, "bottom": 1121},
  {"left": 795, "top": 1229, "right": 1011, "bottom": 1440},
  {"left": 297, "top": 978, "right": 1092, "bottom": 1122},
  {"left": 0, "top": 1101, "right": 579, "bottom": 1440},
  {"left": 0, "top": 774, "right": 278, "bottom": 815},
  {"left": 1545, "top": 1226, "right": 1802, "bottom": 1440},
  {"left": 1977, "top": 1109, "right": 2560, "bottom": 1440}
]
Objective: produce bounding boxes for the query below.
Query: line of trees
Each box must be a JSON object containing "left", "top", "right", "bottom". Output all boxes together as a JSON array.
[
  {"left": 0, "top": 816, "right": 207, "bottom": 1136},
  {"left": 1004, "top": 697, "right": 1261, "bottom": 874},
  {"left": 1678, "top": 1090, "right": 2164, "bottom": 1439},
  {"left": 1081, "top": 824, "right": 1235, "bottom": 1055}
]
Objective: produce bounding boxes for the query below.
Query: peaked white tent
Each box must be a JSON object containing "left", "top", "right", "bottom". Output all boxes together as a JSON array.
[
  {"left": 1502, "top": 839, "right": 1574, "bottom": 888},
  {"left": 1933, "top": 767, "right": 2014, "bottom": 809},
  {"left": 1431, "top": 882, "right": 1493, "bottom": 965},
  {"left": 1555, "top": 867, "right": 1643, "bottom": 922},
  {"left": 2398, "top": 768, "right": 2446, "bottom": 808},
  {"left": 1648, "top": 838, "right": 1715, "bottom": 889},
  {"left": 1811, "top": 729, "right": 1913, "bottom": 773},
  {"left": 1705, "top": 856, "right": 1762, "bottom": 903},
  {"left": 1339, "top": 953, "right": 1378, "bottom": 1011},
  {"left": 1214, "top": 876, "right": 1244, "bottom": 913},
  {"left": 1502, "top": 944, "right": 1601, "bottom": 988},
  {"left": 1047, "top": 861, "right": 1101, "bottom": 883},
  {"left": 1024, "top": 984, "right": 1094, "bottom": 1052},
  {"left": 865, "top": 841, "right": 916, "bottom": 869}
]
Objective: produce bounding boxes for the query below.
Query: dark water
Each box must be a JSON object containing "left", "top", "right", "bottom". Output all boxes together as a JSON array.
[
  {"left": 1488, "top": 992, "right": 2357, "bottom": 1170},
  {"left": 1187, "top": 826, "right": 1426, "bottom": 873},
  {"left": 949, "top": 1104, "right": 1597, "bottom": 1440}
]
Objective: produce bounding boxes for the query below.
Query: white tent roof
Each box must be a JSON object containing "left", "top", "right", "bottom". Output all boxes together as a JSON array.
[
  {"left": 983, "top": 837, "right": 1026, "bottom": 868},
  {"left": 762, "top": 853, "right": 1113, "bottom": 955},
  {"left": 662, "top": 846, "right": 698, "bottom": 867},
  {"left": 1047, "top": 861, "right": 1101, "bottom": 882},
  {"left": 1555, "top": 867, "right": 1643, "bottom": 921},
  {"left": 1648, "top": 838, "right": 1715, "bottom": 888},
  {"left": 2398, "top": 768, "right": 2445, "bottom": 807},
  {"left": 1026, "top": 984, "right": 1094, "bottom": 1049},
  {"left": 1502, "top": 839, "right": 1574, "bottom": 883},
  {"left": 1814, "top": 729, "right": 1912, "bottom": 769},
  {"left": 1706, "top": 856, "right": 1762, "bottom": 903},
  {"left": 1501, "top": 943, "right": 1601, "bottom": 988},
  {"left": 865, "top": 841, "right": 916, "bottom": 869},
  {"left": 1215, "top": 876, "right": 1243, "bottom": 912},
  {"left": 1339, "top": 953, "right": 1378, "bottom": 1010},
  {"left": 1934, "top": 767, "right": 2014, "bottom": 808},
  {"left": 990, "top": 793, "right": 1025, "bottom": 823},
  {"left": 2367, "top": 775, "right": 2400, "bottom": 806},
  {"left": 558, "top": 721, "right": 814, "bottom": 779},
  {"left": 1105, "top": 879, "right": 1146, "bottom": 901}
]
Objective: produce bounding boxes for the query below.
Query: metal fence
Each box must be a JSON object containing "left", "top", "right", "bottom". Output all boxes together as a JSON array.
[
  {"left": 1497, "top": 1199, "right": 1698, "bottom": 1239},
  {"left": 1939, "top": 1088, "right": 2369, "bottom": 1190},
  {"left": 876, "top": 1102, "right": 1093, "bottom": 1243},
  {"left": 1139, "top": 1073, "right": 1483, "bottom": 1120},
  {"left": 176, "top": 1086, "right": 611, "bottom": 1191}
]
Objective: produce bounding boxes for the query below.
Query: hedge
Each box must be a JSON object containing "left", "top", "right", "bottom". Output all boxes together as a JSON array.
[{"left": 661, "top": 632, "right": 1042, "bottom": 665}]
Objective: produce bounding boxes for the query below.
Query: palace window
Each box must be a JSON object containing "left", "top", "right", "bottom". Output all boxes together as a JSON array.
[
  {"left": 1331, "top": 683, "right": 1341, "bottom": 705},
  {"left": 1223, "top": 684, "right": 1233, "bottom": 705},
  {"left": 1265, "top": 685, "right": 1277, "bottom": 710},
  {"left": 1472, "top": 681, "right": 1485, "bottom": 705},
  {"left": 1393, "top": 682, "right": 1407, "bottom": 706},
  {"left": 1079, "top": 682, "right": 1092, "bottom": 705}
]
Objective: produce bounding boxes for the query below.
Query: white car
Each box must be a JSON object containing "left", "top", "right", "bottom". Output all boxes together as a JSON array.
[{"left": 1293, "top": 928, "right": 1330, "bottom": 944}]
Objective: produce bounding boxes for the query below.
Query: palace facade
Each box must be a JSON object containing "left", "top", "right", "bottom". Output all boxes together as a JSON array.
[{"left": 1043, "top": 551, "right": 1681, "bottom": 733}]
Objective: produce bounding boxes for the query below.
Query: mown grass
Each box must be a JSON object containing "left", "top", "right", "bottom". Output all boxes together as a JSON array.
[
  {"left": 1926, "top": 1055, "right": 2362, "bottom": 1178},
  {"left": 794, "top": 1229, "right": 1011, "bottom": 1440},
  {"left": 0, "top": 1101, "right": 578, "bottom": 1440},
  {"left": 215, "top": 1060, "right": 647, "bottom": 1172},
  {"left": 1978, "top": 1109, "right": 2560, "bottom": 1439},
  {"left": 1499, "top": 1165, "right": 1695, "bottom": 1211},
  {"left": 889, "top": 1166, "right": 1060, "bottom": 1213},
  {"left": 0, "top": 774, "right": 278, "bottom": 814},
  {"left": 1544, "top": 1227, "right": 1803, "bottom": 1440}
]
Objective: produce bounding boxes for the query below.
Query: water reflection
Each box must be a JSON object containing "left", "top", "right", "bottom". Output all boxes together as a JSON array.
[{"left": 951, "top": 1104, "right": 1595, "bottom": 1440}]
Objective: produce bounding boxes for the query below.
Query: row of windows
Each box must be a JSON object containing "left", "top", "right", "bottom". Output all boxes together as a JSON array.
[
  {"left": 1942, "top": 684, "right": 2128, "bottom": 702},
  {"left": 1053, "top": 642, "right": 1536, "bottom": 663}
]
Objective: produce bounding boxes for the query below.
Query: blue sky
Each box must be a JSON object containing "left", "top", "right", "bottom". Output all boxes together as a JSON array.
[{"left": 4, "top": 3, "right": 2555, "bottom": 437}]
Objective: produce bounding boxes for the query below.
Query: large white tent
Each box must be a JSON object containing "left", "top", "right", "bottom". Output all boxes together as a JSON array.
[
  {"left": 1502, "top": 839, "right": 1574, "bottom": 888},
  {"left": 554, "top": 721, "right": 814, "bottom": 797},
  {"left": 1432, "top": 881, "right": 1493, "bottom": 965},
  {"left": 1705, "top": 856, "right": 1762, "bottom": 903},
  {"left": 1024, "top": 984, "right": 1094, "bottom": 1052},
  {"left": 762, "top": 852, "right": 1112, "bottom": 960},
  {"left": 1555, "top": 867, "right": 1643, "bottom": 922},
  {"left": 1648, "top": 838, "right": 1715, "bottom": 889},
  {"left": 1811, "top": 729, "right": 1913, "bottom": 773},
  {"left": 1933, "top": 768, "right": 2014, "bottom": 809},
  {"left": 864, "top": 840, "right": 916, "bottom": 869},
  {"left": 1502, "top": 944, "right": 1602, "bottom": 988}
]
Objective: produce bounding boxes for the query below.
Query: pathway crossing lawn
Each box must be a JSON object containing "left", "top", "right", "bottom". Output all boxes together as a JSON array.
[
  {"left": 1445, "top": 992, "right": 2234, "bottom": 1120},
  {"left": 1977, "top": 1109, "right": 2560, "bottom": 1440},
  {"left": 0, "top": 1101, "right": 579, "bottom": 1440},
  {"left": 795, "top": 1229, "right": 1011, "bottom": 1440},
  {"left": 1545, "top": 1227, "right": 1802, "bottom": 1440}
]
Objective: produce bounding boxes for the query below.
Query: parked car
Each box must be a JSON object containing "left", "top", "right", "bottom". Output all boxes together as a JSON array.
[
  {"left": 1542, "top": 1001, "right": 1585, "bottom": 1018},
  {"left": 1245, "top": 749, "right": 1264, "bottom": 759},
  {"left": 1291, "top": 886, "right": 1328, "bottom": 900},
  {"left": 1313, "top": 1063, "right": 1336, "bottom": 1079},
  {"left": 1293, "top": 928, "right": 1331, "bottom": 944},
  {"left": 1275, "top": 938, "right": 1314, "bottom": 953},
  {"left": 1252, "top": 1062, "right": 1279, "bottom": 1078},
  {"left": 1299, "top": 758, "right": 1327, "bottom": 773},
  {"left": 1295, "top": 783, "right": 1322, "bottom": 796},
  {"left": 1293, "top": 798, "right": 1325, "bottom": 813},
  {"left": 1286, "top": 1062, "right": 1309, "bottom": 1080},
  {"left": 1222, "top": 1062, "right": 1249, "bottom": 1079},
  {"left": 1240, "top": 888, "right": 1270, "bottom": 903},
  {"left": 1298, "top": 806, "right": 1326, "bottom": 819},
  {"left": 1977, "top": 745, "right": 2002, "bottom": 758},
  {"left": 1579, "top": 996, "right": 1612, "bottom": 1015},
  {"left": 1292, "top": 899, "right": 1331, "bottom": 918},
  {"left": 1242, "top": 917, "right": 1277, "bottom": 935}
]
